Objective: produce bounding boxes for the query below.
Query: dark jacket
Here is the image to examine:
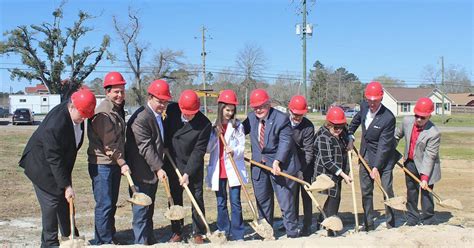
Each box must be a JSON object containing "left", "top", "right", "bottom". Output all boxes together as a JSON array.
[
  {"left": 125, "top": 105, "right": 165, "bottom": 184},
  {"left": 291, "top": 117, "right": 315, "bottom": 173},
  {"left": 163, "top": 102, "right": 212, "bottom": 178},
  {"left": 19, "top": 101, "right": 83, "bottom": 196},
  {"left": 348, "top": 102, "right": 397, "bottom": 170},
  {"left": 313, "top": 125, "right": 348, "bottom": 197}
]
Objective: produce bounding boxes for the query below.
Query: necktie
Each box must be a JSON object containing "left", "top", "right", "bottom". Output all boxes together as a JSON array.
[
  {"left": 259, "top": 120, "right": 265, "bottom": 149},
  {"left": 157, "top": 114, "right": 164, "bottom": 141}
]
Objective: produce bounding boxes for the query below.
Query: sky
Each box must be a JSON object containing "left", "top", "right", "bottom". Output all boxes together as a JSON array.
[{"left": 0, "top": 0, "right": 472, "bottom": 93}]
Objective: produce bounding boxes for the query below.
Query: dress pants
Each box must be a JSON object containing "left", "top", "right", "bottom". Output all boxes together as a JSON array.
[{"left": 404, "top": 160, "right": 435, "bottom": 225}]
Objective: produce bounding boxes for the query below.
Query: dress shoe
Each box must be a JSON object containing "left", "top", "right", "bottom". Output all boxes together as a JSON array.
[
  {"left": 168, "top": 233, "right": 182, "bottom": 243},
  {"left": 193, "top": 235, "right": 204, "bottom": 244},
  {"left": 300, "top": 226, "right": 311, "bottom": 236}
]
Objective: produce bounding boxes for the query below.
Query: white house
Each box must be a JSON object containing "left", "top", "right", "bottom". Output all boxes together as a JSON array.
[
  {"left": 9, "top": 94, "right": 61, "bottom": 114},
  {"left": 382, "top": 87, "right": 452, "bottom": 117}
]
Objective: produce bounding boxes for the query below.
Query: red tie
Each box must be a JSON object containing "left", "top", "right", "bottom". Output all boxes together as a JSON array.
[{"left": 259, "top": 120, "right": 265, "bottom": 149}]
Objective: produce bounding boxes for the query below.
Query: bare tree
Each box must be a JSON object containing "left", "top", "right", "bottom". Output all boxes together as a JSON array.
[
  {"left": 420, "top": 65, "right": 440, "bottom": 87},
  {"left": 372, "top": 74, "right": 406, "bottom": 87},
  {"left": 235, "top": 43, "right": 267, "bottom": 114},
  {"left": 151, "top": 49, "right": 186, "bottom": 79},
  {"left": 0, "top": 2, "right": 110, "bottom": 100},
  {"left": 420, "top": 64, "right": 472, "bottom": 93},
  {"left": 113, "top": 7, "right": 148, "bottom": 105}
]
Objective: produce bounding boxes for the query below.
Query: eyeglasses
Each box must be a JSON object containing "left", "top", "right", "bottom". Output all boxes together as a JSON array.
[
  {"left": 332, "top": 125, "right": 345, "bottom": 130},
  {"left": 415, "top": 115, "right": 427, "bottom": 120}
]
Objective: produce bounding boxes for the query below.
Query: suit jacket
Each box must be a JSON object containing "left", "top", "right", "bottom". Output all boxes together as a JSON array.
[
  {"left": 243, "top": 108, "right": 300, "bottom": 179},
  {"left": 291, "top": 117, "right": 315, "bottom": 173},
  {"left": 348, "top": 102, "right": 397, "bottom": 170},
  {"left": 19, "top": 101, "right": 84, "bottom": 196},
  {"left": 395, "top": 116, "right": 441, "bottom": 185},
  {"left": 125, "top": 105, "right": 165, "bottom": 184},
  {"left": 163, "top": 102, "right": 212, "bottom": 178}
]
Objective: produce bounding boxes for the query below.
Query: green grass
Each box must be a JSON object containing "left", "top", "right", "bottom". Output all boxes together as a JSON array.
[{"left": 396, "top": 114, "right": 474, "bottom": 127}]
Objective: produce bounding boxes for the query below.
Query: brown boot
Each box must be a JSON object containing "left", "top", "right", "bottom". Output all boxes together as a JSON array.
[
  {"left": 193, "top": 235, "right": 204, "bottom": 244},
  {"left": 168, "top": 233, "right": 182, "bottom": 242}
]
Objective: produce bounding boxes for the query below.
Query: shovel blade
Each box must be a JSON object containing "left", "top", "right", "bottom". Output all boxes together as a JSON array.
[
  {"left": 439, "top": 199, "right": 463, "bottom": 210},
  {"left": 384, "top": 196, "right": 407, "bottom": 211},
  {"left": 207, "top": 231, "right": 227, "bottom": 244},
  {"left": 307, "top": 174, "right": 335, "bottom": 191},
  {"left": 127, "top": 193, "right": 152, "bottom": 206},
  {"left": 321, "top": 216, "right": 343, "bottom": 231},
  {"left": 249, "top": 219, "right": 274, "bottom": 240},
  {"left": 164, "top": 205, "right": 186, "bottom": 220}
]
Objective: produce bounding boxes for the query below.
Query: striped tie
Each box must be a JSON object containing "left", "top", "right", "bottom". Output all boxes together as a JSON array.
[{"left": 259, "top": 120, "right": 265, "bottom": 149}]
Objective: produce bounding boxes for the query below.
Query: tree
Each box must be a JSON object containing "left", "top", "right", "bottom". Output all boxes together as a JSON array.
[
  {"left": 421, "top": 64, "right": 472, "bottom": 93},
  {"left": 87, "top": 77, "right": 103, "bottom": 94},
  {"left": 235, "top": 43, "right": 266, "bottom": 114},
  {"left": 372, "top": 75, "right": 406, "bottom": 87},
  {"left": 267, "top": 73, "right": 299, "bottom": 105},
  {"left": 151, "top": 49, "right": 186, "bottom": 79},
  {"left": 113, "top": 7, "right": 148, "bottom": 105},
  {"left": 0, "top": 2, "right": 110, "bottom": 100}
]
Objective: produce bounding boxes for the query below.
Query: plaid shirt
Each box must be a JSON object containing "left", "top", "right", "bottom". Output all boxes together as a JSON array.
[{"left": 313, "top": 126, "right": 349, "bottom": 197}]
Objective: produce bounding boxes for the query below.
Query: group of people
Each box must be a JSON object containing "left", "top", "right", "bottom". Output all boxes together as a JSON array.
[{"left": 19, "top": 72, "right": 442, "bottom": 247}]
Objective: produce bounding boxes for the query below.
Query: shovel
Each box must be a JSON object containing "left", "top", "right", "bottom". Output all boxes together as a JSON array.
[
  {"left": 124, "top": 171, "right": 152, "bottom": 206},
  {"left": 219, "top": 135, "right": 274, "bottom": 240},
  {"left": 348, "top": 151, "right": 359, "bottom": 232},
  {"left": 244, "top": 157, "right": 343, "bottom": 232},
  {"left": 164, "top": 151, "right": 226, "bottom": 244},
  {"left": 60, "top": 198, "right": 85, "bottom": 248},
  {"left": 395, "top": 159, "right": 463, "bottom": 210},
  {"left": 162, "top": 177, "right": 186, "bottom": 220},
  {"left": 353, "top": 147, "right": 407, "bottom": 211}
]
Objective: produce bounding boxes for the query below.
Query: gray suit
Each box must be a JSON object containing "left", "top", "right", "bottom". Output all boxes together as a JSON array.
[
  {"left": 125, "top": 105, "right": 165, "bottom": 244},
  {"left": 395, "top": 116, "right": 441, "bottom": 225}
]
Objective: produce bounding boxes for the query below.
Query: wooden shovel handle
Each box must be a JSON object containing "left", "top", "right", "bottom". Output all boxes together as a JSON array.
[
  {"left": 162, "top": 177, "right": 175, "bottom": 205},
  {"left": 348, "top": 151, "right": 359, "bottom": 232},
  {"left": 243, "top": 157, "right": 311, "bottom": 187},
  {"left": 68, "top": 198, "right": 75, "bottom": 240},
  {"left": 124, "top": 171, "right": 137, "bottom": 193},
  {"left": 164, "top": 150, "right": 211, "bottom": 234},
  {"left": 395, "top": 161, "right": 442, "bottom": 201},
  {"left": 353, "top": 147, "right": 390, "bottom": 199},
  {"left": 219, "top": 134, "right": 259, "bottom": 221}
]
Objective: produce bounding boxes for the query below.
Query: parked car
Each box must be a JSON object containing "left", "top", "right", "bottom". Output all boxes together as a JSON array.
[
  {"left": 12, "top": 108, "right": 34, "bottom": 125},
  {"left": 0, "top": 107, "right": 9, "bottom": 118},
  {"left": 344, "top": 109, "right": 358, "bottom": 118}
]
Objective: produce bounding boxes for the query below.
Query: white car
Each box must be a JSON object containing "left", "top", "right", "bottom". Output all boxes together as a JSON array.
[{"left": 344, "top": 109, "right": 358, "bottom": 118}]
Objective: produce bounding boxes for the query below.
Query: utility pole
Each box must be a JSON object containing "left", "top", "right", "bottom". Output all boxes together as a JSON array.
[
  {"left": 302, "top": 0, "right": 307, "bottom": 100},
  {"left": 201, "top": 26, "right": 207, "bottom": 116},
  {"left": 440, "top": 56, "right": 445, "bottom": 118}
]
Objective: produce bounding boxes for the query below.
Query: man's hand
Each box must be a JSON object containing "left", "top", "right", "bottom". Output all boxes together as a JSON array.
[
  {"left": 420, "top": 180, "right": 429, "bottom": 190},
  {"left": 341, "top": 172, "right": 353, "bottom": 184},
  {"left": 296, "top": 171, "right": 304, "bottom": 180},
  {"left": 65, "top": 186, "right": 75, "bottom": 201},
  {"left": 271, "top": 160, "right": 281, "bottom": 176},
  {"left": 347, "top": 139, "right": 354, "bottom": 151},
  {"left": 157, "top": 169, "right": 167, "bottom": 182},
  {"left": 121, "top": 164, "right": 130, "bottom": 175},
  {"left": 370, "top": 167, "right": 380, "bottom": 180},
  {"left": 225, "top": 146, "right": 234, "bottom": 157},
  {"left": 180, "top": 173, "right": 189, "bottom": 187}
]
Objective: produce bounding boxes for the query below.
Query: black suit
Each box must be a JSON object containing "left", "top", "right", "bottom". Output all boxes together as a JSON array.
[
  {"left": 163, "top": 102, "right": 212, "bottom": 236},
  {"left": 348, "top": 102, "right": 397, "bottom": 229},
  {"left": 19, "top": 101, "right": 82, "bottom": 247}
]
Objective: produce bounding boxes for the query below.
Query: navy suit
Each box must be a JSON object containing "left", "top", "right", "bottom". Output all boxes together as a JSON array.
[
  {"left": 243, "top": 108, "right": 300, "bottom": 237},
  {"left": 348, "top": 102, "right": 397, "bottom": 229}
]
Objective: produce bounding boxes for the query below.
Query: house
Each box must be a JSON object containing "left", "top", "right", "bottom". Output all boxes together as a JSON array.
[
  {"left": 9, "top": 94, "right": 61, "bottom": 114},
  {"left": 381, "top": 87, "right": 452, "bottom": 117},
  {"left": 25, "top": 84, "right": 49, "bottom": 95},
  {"left": 447, "top": 92, "right": 474, "bottom": 114}
]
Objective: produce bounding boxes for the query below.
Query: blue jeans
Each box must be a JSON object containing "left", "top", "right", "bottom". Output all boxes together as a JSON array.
[
  {"left": 88, "top": 164, "right": 121, "bottom": 244},
  {"left": 131, "top": 182, "right": 157, "bottom": 244},
  {"left": 215, "top": 178, "right": 244, "bottom": 240}
]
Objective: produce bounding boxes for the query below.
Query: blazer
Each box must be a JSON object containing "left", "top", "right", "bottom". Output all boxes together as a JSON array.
[
  {"left": 348, "top": 102, "right": 397, "bottom": 170},
  {"left": 313, "top": 125, "right": 349, "bottom": 197},
  {"left": 125, "top": 105, "right": 165, "bottom": 184},
  {"left": 206, "top": 120, "right": 248, "bottom": 191},
  {"left": 292, "top": 117, "right": 315, "bottom": 173},
  {"left": 243, "top": 107, "right": 300, "bottom": 178},
  {"left": 395, "top": 116, "right": 441, "bottom": 185},
  {"left": 19, "top": 101, "right": 84, "bottom": 196},
  {"left": 163, "top": 102, "right": 212, "bottom": 178}
]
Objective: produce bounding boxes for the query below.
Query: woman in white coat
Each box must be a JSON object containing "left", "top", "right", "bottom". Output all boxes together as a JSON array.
[{"left": 206, "top": 89, "right": 247, "bottom": 241}]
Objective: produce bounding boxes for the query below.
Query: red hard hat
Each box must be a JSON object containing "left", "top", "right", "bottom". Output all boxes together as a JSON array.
[
  {"left": 365, "top": 81, "right": 384, "bottom": 101},
  {"left": 71, "top": 88, "right": 96, "bottom": 119},
  {"left": 148, "top": 80, "right": 172, "bottom": 100},
  {"left": 103, "top": 71, "right": 126, "bottom": 88},
  {"left": 288, "top": 95, "right": 308, "bottom": 115},
  {"left": 218, "top": 89, "right": 238, "bottom": 105},
  {"left": 414, "top": 97, "right": 434, "bottom": 117},
  {"left": 178, "top": 90, "right": 200, "bottom": 115},
  {"left": 326, "top": 106, "right": 347, "bottom": 125},
  {"left": 250, "top": 88, "right": 270, "bottom": 107}
]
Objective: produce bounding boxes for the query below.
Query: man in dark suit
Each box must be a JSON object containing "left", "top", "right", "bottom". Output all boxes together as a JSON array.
[
  {"left": 163, "top": 90, "right": 212, "bottom": 244},
  {"left": 242, "top": 89, "right": 300, "bottom": 238},
  {"left": 348, "top": 81, "right": 397, "bottom": 231},
  {"left": 125, "top": 80, "right": 170, "bottom": 245},
  {"left": 287, "top": 95, "right": 315, "bottom": 236},
  {"left": 19, "top": 89, "right": 96, "bottom": 247}
]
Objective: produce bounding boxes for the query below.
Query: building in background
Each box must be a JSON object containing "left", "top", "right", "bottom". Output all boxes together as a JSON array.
[{"left": 447, "top": 92, "right": 474, "bottom": 114}]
